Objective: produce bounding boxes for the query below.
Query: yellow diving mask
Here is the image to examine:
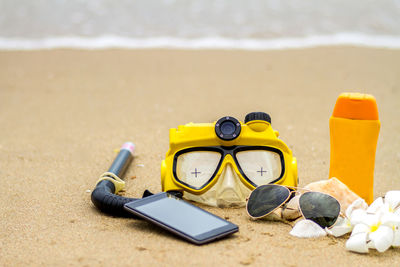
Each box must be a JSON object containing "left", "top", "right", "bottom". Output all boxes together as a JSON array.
[{"left": 161, "top": 112, "right": 298, "bottom": 207}]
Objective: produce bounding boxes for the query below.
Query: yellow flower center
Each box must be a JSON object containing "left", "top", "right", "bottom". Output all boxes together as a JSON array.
[{"left": 370, "top": 222, "right": 381, "bottom": 232}]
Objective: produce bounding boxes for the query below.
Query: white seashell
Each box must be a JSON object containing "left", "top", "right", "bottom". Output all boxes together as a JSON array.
[
  {"left": 325, "top": 217, "right": 352, "bottom": 237},
  {"left": 346, "top": 232, "right": 369, "bottom": 253},
  {"left": 368, "top": 225, "right": 394, "bottom": 253},
  {"left": 345, "top": 198, "right": 368, "bottom": 218},
  {"left": 281, "top": 195, "right": 301, "bottom": 220},
  {"left": 367, "top": 197, "right": 384, "bottom": 214},
  {"left": 289, "top": 219, "right": 327, "bottom": 238},
  {"left": 385, "top": 191, "right": 400, "bottom": 211}
]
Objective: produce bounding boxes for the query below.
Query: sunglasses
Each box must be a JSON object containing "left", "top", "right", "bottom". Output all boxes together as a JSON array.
[{"left": 246, "top": 184, "right": 341, "bottom": 228}]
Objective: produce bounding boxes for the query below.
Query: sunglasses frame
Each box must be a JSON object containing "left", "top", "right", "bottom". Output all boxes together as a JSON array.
[{"left": 246, "top": 184, "right": 342, "bottom": 229}]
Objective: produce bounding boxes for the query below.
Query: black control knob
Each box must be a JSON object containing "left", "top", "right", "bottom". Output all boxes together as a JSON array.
[{"left": 244, "top": 112, "right": 271, "bottom": 124}]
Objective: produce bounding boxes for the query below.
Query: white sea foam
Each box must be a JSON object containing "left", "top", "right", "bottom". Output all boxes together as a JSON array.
[
  {"left": 2, "top": 1, "right": 400, "bottom": 51},
  {"left": 1, "top": 33, "right": 400, "bottom": 51}
]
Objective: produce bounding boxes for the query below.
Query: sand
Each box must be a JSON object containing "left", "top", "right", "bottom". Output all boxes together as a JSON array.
[{"left": 1, "top": 47, "right": 400, "bottom": 266}]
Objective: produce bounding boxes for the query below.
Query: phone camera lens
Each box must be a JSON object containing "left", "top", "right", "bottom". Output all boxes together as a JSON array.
[{"left": 215, "top": 116, "right": 241, "bottom": 141}]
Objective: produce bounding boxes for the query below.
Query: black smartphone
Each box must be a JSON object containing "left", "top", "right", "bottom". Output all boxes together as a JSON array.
[{"left": 124, "top": 192, "right": 238, "bottom": 245}]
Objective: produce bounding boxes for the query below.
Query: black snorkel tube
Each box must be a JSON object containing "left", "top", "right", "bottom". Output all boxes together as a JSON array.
[{"left": 91, "top": 142, "right": 140, "bottom": 217}]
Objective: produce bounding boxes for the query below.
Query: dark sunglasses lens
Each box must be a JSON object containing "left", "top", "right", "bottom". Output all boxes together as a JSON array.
[
  {"left": 247, "top": 185, "right": 290, "bottom": 218},
  {"left": 299, "top": 192, "right": 340, "bottom": 228}
]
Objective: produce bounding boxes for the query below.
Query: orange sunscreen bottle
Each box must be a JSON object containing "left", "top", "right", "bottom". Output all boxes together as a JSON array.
[{"left": 329, "top": 93, "right": 380, "bottom": 204}]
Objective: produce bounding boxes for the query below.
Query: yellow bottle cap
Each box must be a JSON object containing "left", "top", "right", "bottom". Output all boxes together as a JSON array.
[{"left": 332, "top": 92, "right": 379, "bottom": 120}]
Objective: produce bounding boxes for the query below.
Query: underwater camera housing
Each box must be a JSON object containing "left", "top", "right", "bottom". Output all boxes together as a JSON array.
[{"left": 161, "top": 112, "right": 298, "bottom": 207}]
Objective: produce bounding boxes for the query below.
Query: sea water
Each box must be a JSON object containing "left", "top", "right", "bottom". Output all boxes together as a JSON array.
[{"left": 1, "top": 0, "right": 400, "bottom": 50}]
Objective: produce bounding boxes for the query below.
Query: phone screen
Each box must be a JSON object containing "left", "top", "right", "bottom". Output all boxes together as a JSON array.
[{"left": 124, "top": 192, "right": 238, "bottom": 244}]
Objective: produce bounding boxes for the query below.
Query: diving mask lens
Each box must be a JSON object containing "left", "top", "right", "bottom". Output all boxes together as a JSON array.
[
  {"left": 299, "top": 192, "right": 340, "bottom": 228},
  {"left": 236, "top": 149, "right": 283, "bottom": 186},
  {"left": 175, "top": 150, "right": 222, "bottom": 189},
  {"left": 246, "top": 184, "right": 291, "bottom": 218}
]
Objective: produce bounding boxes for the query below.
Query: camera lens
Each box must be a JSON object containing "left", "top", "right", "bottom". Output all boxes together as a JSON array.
[
  {"left": 220, "top": 121, "right": 236, "bottom": 135},
  {"left": 215, "top": 116, "right": 241, "bottom": 141}
]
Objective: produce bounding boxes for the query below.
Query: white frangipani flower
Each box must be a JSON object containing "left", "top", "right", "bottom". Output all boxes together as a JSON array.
[
  {"left": 346, "top": 223, "right": 370, "bottom": 253},
  {"left": 288, "top": 191, "right": 400, "bottom": 254},
  {"left": 345, "top": 191, "right": 400, "bottom": 253},
  {"left": 385, "top": 191, "right": 400, "bottom": 212}
]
